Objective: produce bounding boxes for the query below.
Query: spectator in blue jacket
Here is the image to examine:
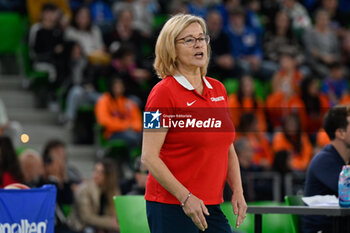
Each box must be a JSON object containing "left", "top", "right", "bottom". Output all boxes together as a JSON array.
[{"left": 225, "top": 7, "right": 276, "bottom": 79}]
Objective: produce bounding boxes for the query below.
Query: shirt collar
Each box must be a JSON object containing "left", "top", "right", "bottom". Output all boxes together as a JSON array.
[{"left": 173, "top": 75, "right": 213, "bottom": 90}]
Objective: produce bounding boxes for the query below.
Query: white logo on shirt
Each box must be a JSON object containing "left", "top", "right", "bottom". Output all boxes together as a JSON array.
[
  {"left": 211, "top": 96, "right": 225, "bottom": 102},
  {"left": 187, "top": 100, "right": 196, "bottom": 106}
]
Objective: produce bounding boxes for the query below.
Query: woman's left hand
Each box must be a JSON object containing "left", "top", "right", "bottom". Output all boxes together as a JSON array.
[{"left": 231, "top": 191, "right": 247, "bottom": 228}]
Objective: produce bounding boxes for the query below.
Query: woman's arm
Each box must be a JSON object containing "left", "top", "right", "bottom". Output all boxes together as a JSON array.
[
  {"left": 141, "top": 130, "right": 209, "bottom": 231},
  {"left": 226, "top": 144, "right": 247, "bottom": 228}
]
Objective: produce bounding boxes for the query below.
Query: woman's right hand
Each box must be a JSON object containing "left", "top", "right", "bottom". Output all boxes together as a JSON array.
[{"left": 182, "top": 194, "right": 210, "bottom": 231}]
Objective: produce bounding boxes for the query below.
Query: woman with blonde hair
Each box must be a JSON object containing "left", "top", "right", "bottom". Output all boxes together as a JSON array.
[
  {"left": 142, "top": 14, "right": 247, "bottom": 233},
  {"left": 68, "top": 158, "right": 120, "bottom": 233}
]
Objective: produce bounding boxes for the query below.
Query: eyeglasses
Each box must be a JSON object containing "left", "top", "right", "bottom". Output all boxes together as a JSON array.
[{"left": 176, "top": 35, "right": 210, "bottom": 47}]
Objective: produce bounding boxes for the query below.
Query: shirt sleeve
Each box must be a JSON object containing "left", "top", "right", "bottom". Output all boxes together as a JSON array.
[{"left": 145, "top": 83, "right": 174, "bottom": 114}]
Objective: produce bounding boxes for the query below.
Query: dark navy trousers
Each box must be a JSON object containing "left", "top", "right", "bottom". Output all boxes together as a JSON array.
[{"left": 146, "top": 201, "right": 233, "bottom": 233}]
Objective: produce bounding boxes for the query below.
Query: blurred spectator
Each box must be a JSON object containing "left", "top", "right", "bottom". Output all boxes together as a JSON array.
[
  {"left": 187, "top": 0, "right": 208, "bottom": 19},
  {"left": 109, "top": 45, "right": 152, "bottom": 104},
  {"left": 315, "top": 128, "right": 331, "bottom": 154},
  {"left": 228, "top": 74, "right": 267, "bottom": 132},
  {"left": 19, "top": 149, "right": 44, "bottom": 187},
  {"left": 244, "top": 0, "right": 263, "bottom": 38},
  {"left": 271, "top": 50, "right": 303, "bottom": 99},
  {"left": 281, "top": 0, "right": 311, "bottom": 34},
  {"left": 89, "top": 0, "right": 115, "bottom": 35},
  {"left": 127, "top": 156, "right": 148, "bottom": 195},
  {"left": 106, "top": 8, "right": 143, "bottom": 59},
  {"left": 299, "top": 76, "right": 330, "bottom": 136},
  {"left": 62, "top": 65, "right": 101, "bottom": 128},
  {"left": 68, "top": 158, "right": 120, "bottom": 233},
  {"left": 272, "top": 114, "right": 313, "bottom": 171},
  {"left": 263, "top": 10, "right": 303, "bottom": 64},
  {"left": 27, "top": 0, "right": 72, "bottom": 25},
  {"left": 341, "top": 31, "right": 350, "bottom": 71},
  {"left": 266, "top": 50, "right": 303, "bottom": 128},
  {"left": 40, "top": 139, "right": 81, "bottom": 233},
  {"left": 206, "top": 10, "right": 241, "bottom": 79},
  {"left": 65, "top": 5, "right": 110, "bottom": 66},
  {"left": 0, "top": 136, "right": 23, "bottom": 188},
  {"left": 226, "top": 7, "right": 261, "bottom": 73},
  {"left": 95, "top": 77, "right": 142, "bottom": 154},
  {"left": 303, "top": 9, "right": 340, "bottom": 77},
  {"left": 29, "top": 3, "right": 74, "bottom": 107},
  {"left": 321, "top": 62, "right": 347, "bottom": 106},
  {"left": 225, "top": 7, "right": 276, "bottom": 80},
  {"left": 215, "top": 0, "right": 241, "bottom": 28},
  {"left": 113, "top": 0, "right": 157, "bottom": 37},
  {"left": 236, "top": 113, "right": 273, "bottom": 169},
  {"left": 321, "top": 0, "right": 348, "bottom": 36},
  {"left": 0, "top": 98, "right": 22, "bottom": 146},
  {"left": 234, "top": 138, "right": 272, "bottom": 201}
]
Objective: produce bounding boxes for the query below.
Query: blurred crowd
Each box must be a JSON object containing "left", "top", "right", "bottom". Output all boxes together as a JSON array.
[{"left": 1, "top": 0, "right": 350, "bottom": 232}]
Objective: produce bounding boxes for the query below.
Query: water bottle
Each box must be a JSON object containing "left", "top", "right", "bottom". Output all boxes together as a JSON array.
[{"left": 339, "top": 165, "right": 350, "bottom": 207}]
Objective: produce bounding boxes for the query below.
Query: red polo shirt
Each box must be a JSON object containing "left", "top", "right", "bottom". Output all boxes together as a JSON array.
[{"left": 144, "top": 75, "right": 235, "bottom": 205}]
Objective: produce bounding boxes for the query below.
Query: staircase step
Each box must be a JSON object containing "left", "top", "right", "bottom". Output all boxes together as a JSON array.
[
  {"left": 21, "top": 124, "right": 71, "bottom": 145},
  {"left": 0, "top": 90, "right": 35, "bottom": 108},
  {"left": 7, "top": 108, "right": 57, "bottom": 124},
  {"left": 0, "top": 76, "right": 23, "bottom": 90}
]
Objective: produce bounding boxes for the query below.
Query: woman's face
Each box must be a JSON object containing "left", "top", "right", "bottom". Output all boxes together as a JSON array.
[
  {"left": 241, "top": 75, "right": 254, "bottom": 96},
  {"left": 175, "top": 23, "right": 208, "bottom": 72},
  {"left": 316, "top": 11, "right": 330, "bottom": 28},
  {"left": 93, "top": 163, "right": 105, "bottom": 187},
  {"left": 308, "top": 79, "right": 319, "bottom": 96},
  {"left": 280, "top": 54, "right": 295, "bottom": 70},
  {"left": 76, "top": 8, "right": 91, "bottom": 30},
  {"left": 112, "top": 79, "right": 125, "bottom": 97},
  {"left": 275, "top": 11, "right": 290, "bottom": 32},
  {"left": 285, "top": 116, "right": 299, "bottom": 134}
]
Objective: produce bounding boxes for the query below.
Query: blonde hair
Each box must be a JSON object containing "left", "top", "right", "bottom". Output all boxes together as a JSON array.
[{"left": 154, "top": 14, "right": 211, "bottom": 79}]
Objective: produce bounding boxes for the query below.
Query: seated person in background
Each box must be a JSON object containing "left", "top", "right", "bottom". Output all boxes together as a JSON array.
[
  {"left": 106, "top": 8, "right": 143, "bottom": 60},
  {"left": 235, "top": 113, "right": 272, "bottom": 170},
  {"left": 266, "top": 49, "right": 303, "bottom": 128},
  {"left": 207, "top": 10, "right": 241, "bottom": 79},
  {"left": 40, "top": 139, "right": 81, "bottom": 233},
  {"left": 29, "top": 3, "right": 72, "bottom": 105},
  {"left": 232, "top": 138, "right": 272, "bottom": 202},
  {"left": 281, "top": 0, "right": 311, "bottom": 33},
  {"left": 315, "top": 128, "right": 331, "bottom": 154},
  {"left": 19, "top": 149, "right": 44, "bottom": 187},
  {"left": 303, "top": 9, "right": 340, "bottom": 77},
  {"left": 321, "top": 62, "right": 347, "bottom": 106},
  {"left": 299, "top": 76, "right": 330, "bottom": 137},
  {"left": 263, "top": 10, "right": 303, "bottom": 65},
  {"left": 68, "top": 158, "right": 119, "bottom": 233},
  {"left": 271, "top": 49, "right": 303, "bottom": 95},
  {"left": 95, "top": 77, "right": 142, "bottom": 154},
  {"left": 303, "top": 105, "right": 350, "bottom": 233},
  {"left": 65, "top": 5, "right": 110, "bottom": 66},
  {"left": 225, "top": 7, "right": 276, "bottom": 80},
  {"left": 0, "top": 136, "right": 23, "bottom": 188},
  {"left": 272, "top": 114, "right": 313, "bottom": 171},
  {"left": 228, "top": 74, "right": 267, "bottom": 132},
  {"left": 0, "top": 98, "right": 22, "bottom": 146},
  {"left": 109, "top": 45, "right": 152, "bottom": 106},
  {"left": 127, "top": 156, "right": 148, "bottom": 195}
]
